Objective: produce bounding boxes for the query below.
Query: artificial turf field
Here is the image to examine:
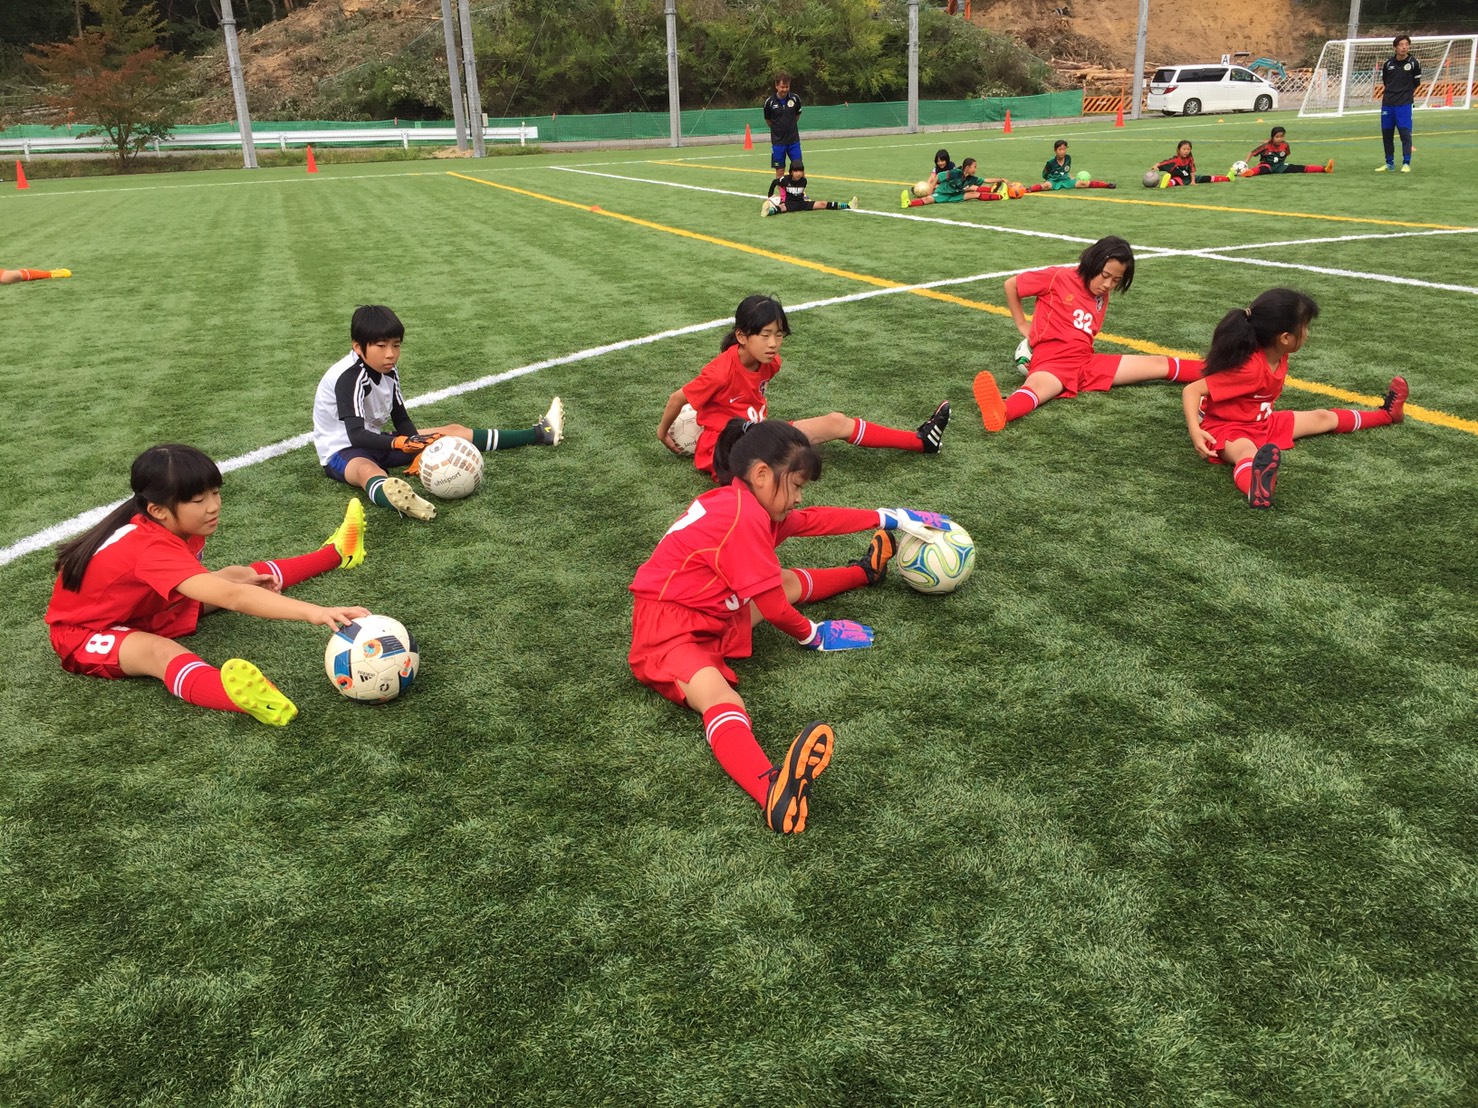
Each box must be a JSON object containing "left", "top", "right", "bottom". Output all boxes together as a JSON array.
[{"left": 2, "top": 108, "right": 1477, "bottom": 1106}]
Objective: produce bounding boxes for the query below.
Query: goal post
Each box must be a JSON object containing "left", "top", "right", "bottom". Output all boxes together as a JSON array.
[{"left": 1299, "top": 35, "right": 1476, "bottom": 117}]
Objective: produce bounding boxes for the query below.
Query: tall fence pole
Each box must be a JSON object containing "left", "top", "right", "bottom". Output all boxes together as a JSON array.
[
  {"left": 439, "top": 0, "right": 468, "bottom": 151},
  {"left": 219, "top": 0, "right": 257, "bottom": 168},
  {"left": 666, "top": 0, "right": 681, "bottom": 147},
  {"left": 907, "top": 0, "right": 920, "bottom": 133},
  {"left": 457, "top": 0, "right": 485, "bottom": 157},
  {"left": 1130, "top": 0, "right": 1148, "bottom": 120}
]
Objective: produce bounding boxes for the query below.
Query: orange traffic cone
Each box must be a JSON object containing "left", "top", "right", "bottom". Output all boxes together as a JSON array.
[
  {"left": 1115, "top": 100, "right": 1125, "bottom": 127},
  {"left": 743, "top": 124, "right": 753, "bottom": 150},
  {"left": 15, "top": 161, "right": 28, "bottom": 189},
  {"left": 306, "top": 145, "right": 318, "bottom": 174},
  {"left": 1003, "top": 110, "right": 1012, "bottom": 134},
  {"left": 1444, "top": 86, "right": 1454, "bottom": 107}
]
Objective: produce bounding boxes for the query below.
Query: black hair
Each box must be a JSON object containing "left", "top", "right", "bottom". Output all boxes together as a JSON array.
[
  {"left": 54, "top": 444, "right": 223, "bottom": 592},
  {"left": 712, "top": 418, "right": 822, "bottom": 488},
  {"left": 1203, "top": 288, "right": 1320, "bottom": 376},
  {"left": 1177, "top": 139, "right": 1193, "bottom": 153},
  {"left": 351, "top": 304, "right": 405, "bottom": 348},
  {"left": 934, "top": 148, "right": 951, "bottom": 164},
  {"left": 789, "top": 160, "right": 805, "bottom": 173},
  {"left": 1270, "top": 126, "right": 1286, "bottom": 140},
  {"left": 1054, "top": 139, "right": 1069, "bottom": 150},
  {"left": 719, "top": 294, "right": 791, "bottom": 352},
  {"left": 1393, "top": 34, "right": 1410, "bottom": 48},
  {"left": 961, "top": 157, "right": 977, "bottom": 172},
  {"left": 774, "top": 70, "right": 791, "bottom": 82},
  {"left": 1076, "top": 235, "right": 1136, "bottom": 294}
]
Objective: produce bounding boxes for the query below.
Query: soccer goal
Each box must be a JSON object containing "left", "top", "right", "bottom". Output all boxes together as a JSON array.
[{"left": 1299, "top": 35, "right": 1476, "bottom": 116}]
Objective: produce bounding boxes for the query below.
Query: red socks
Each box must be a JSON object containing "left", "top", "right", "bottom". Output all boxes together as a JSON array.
[
  {"left": 1004, "top": 388, "right": 1040, "bottom": 423},
  {"left": 1332, "top": 408, "right": 1393, "bottom": 433},
  {"left": 164, "top": 653, "right": 239, "bottom": 713},
  {"left": 702, "top": 704, "right": 773, "bottom": 805},
  {"left": 792, "top": 565, "right": 868, "bottom": 603},
  {"left": 1167, "top": 357, "right": 1206, "bottom": 382},
  {"left": 251, "top": 545, "right": 341, "bottom": 589},
  {"left": 848, "top": 418, "right": 923, "bottom": 452}
]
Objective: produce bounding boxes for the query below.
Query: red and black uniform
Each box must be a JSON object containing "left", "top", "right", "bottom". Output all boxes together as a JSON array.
[
  {"left": 680, "top": 345, "right": 778, "bottom": 476},
  {"left": 1154, "top": 153, "right": 1228, "bottom": 186},
  {"left": 1242, "top": 139, "right": 1328, "bottom": 175},
  {"left": 628, "top": 480, "right": 880, "bottom": 706}
]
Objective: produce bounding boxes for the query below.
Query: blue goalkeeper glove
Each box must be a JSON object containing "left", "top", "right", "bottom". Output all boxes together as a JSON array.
[
  {"left": 879, "top": 508, "right": 954, "bottom": 535},
  {"left": 800, "top": 619, "right": 874, "bottom": 652}
]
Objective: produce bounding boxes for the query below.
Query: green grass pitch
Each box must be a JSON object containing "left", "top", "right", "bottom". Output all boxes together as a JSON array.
[{"left": 3, "top": 109, "right": 1477, "bottom": 1106}]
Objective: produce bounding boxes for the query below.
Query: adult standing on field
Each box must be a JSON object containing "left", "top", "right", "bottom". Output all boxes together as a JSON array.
[
  {"left": 1378, "top": 34, "right": 1422, "bottom": 173},
  {"left": 763, "top": 71, "right": 802, "bottom": 182}
]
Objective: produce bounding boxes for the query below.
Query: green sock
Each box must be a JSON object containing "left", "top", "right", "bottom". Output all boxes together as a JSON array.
[
  {"left": 473, "top": 427, "right": 538, "bottom": 450},
  {"left": 365, "top": 476, "right": 393, "bottom": 509}
]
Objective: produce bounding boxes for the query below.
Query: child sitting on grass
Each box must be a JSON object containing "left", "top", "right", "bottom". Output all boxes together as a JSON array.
[
  {"left": 901, "top": 158, "right": 1005, "bottom": 206},
  {"left": 763, "top": 161, "right": 857, "bottom": 215},
  {"left": 1024, "top": 140, "right": 1117, "bottom": 192}
]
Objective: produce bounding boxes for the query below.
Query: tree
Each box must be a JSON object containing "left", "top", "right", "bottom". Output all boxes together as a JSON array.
[{"left": 26, "top": 0, "right": 187, "bottom": 172}]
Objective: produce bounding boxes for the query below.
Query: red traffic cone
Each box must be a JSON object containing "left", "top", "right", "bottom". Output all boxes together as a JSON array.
[
  {"left": 1444, "top": 86, "right": 1454, "bottom": 107},
  {"left": 743, "top": 123, "right": 753, "bottom": 150},
  {"left": 15, "top": 161, "right": 29, "bottom": 189},
  {"left": 1003, "top": 109, "right": 1012, "bottom": 134},
  {"left": 1115, "top": 100, "right": 1125, "bottom": 127},
  {"left": 306, "top": 145, "right": 318, "bottom": 174}
]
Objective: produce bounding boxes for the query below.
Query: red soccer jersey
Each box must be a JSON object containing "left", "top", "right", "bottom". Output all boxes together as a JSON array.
[
  {"left": 1200, "top": 349, "right": 1288, "bottom": 426},
  {"left": 1015, "top": 265, "right": 1109, "bottom": 365},
  {"left": 681, "top": 346, "right": 780, "bottom": 475},
  {"left": 45, "top": 514, "right": 210, "bottom": 634},
  {"left": 630, "top": 481, "right": 879, "bottom": 619}
]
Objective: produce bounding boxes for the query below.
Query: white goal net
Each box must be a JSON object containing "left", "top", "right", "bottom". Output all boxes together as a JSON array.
[{"left": 1299, "top": 35, "right": 1476, "bottom": 116}]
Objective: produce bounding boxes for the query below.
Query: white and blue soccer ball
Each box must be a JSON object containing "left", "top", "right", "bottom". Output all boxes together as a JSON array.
[
  {"left": 1231, "top": 160, "right": 1249, "bottom": 176},
  {"left": 417, "top": 435, "right": 483, "bottom": 499},
  {"left": 896, "top": 524, "right": 975, "bottom": 595},
  {"left": 325, "top": 614, "right": 420, "bottom": 703},
  {"left": 669, "top": 403, "right": 701, "bottom": 456}
]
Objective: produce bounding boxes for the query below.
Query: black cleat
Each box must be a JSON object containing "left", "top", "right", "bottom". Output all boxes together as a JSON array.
[
  {"left": 1249, "top": 443, "right": 1280, "bottom": 509},
  {"left": 916, "top": 400, "right": 951, "bottom": 454}
]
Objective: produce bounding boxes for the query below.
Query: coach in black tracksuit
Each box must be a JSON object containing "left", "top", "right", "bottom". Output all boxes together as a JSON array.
[{"left": 1379, "top": 34, "right": 1422, "bottom": 172}]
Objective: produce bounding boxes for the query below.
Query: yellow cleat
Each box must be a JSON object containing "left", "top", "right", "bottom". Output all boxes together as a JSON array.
[
  {"left": 52, "top": 269, "right": 72, "bottom": 278},
  {"left": 221, "top": 659, "right": 298, "bottom": 726},
  {"left": 324, "top": 497, "right": 367, "bottom": 569},
  {"left": 382, "top": 476, "right": 437, "bottom": 520}
]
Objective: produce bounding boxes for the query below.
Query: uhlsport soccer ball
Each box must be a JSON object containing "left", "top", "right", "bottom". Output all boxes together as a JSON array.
[
  {"left": 325, "top": 615, "right": 420, "bottom": 703},
  {"left": 1143, "top": 169, "right": 1164, "bottom": 188},
  {"left": 1231, "top": 160, "right": 1249, "bottom": 176},
  {"left": 669, "top": 403, "right": 701, "bottom": 456},
  {"left": 912, "top": 180, "right": 932, "bottom": 197},
  {"left": 1076, "top": 169, "right": 1091, "bottom": 182},
  {"left": 417, "top": 435, "right": 483, "bottom": 499},
  {"left": 1014, "top": 337, "right": 1033, "bottom": 374},
  {"left": 896, "top": 524, "right": 975, "bottom": 595}
]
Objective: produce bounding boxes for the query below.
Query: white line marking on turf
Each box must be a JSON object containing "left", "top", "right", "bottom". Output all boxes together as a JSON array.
[
  {"left": 1199, "top": 227, "right": 1478, "bottom": 253},
  {"left": 0, "top": 269, "right": 1024, "bottom": 569},
  {"left": 1144, "top": 247, "right": 1478, "bottom": 296}
]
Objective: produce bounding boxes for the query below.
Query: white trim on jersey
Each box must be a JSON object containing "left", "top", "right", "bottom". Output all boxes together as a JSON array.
[{"left": 311, "top": 351, "right": 408, "bottom": 465}]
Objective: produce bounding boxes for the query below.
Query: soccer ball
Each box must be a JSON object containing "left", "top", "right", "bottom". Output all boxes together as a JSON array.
[
  {"left": 912, "top": 180, "right": 932, "bottom": 197},
  {"left": 1143, "top": 169, "right": 1164, "bottom": 188},
  {"left": 669, "top": 403, "right": 701, "bottom": 456},
  {"left": 1231, "top": 160, "right": 1249, "bottom": 175},
  {"left": 417, "top": 435, "right": 483, "bottom": 499},
  {"left": 1013, "top": 337, "right": 1032, "bottom": 374},
  {"left": 1076, "top": 169, "right": 1091, "bottom": 182},
  {"left": 1006, "top": 182, "right": 1026, "bottom": 199},
  {"left": 760, "top": 197, "right": 780, "bottom": 217},
  {"left": 895, "top": 524, "right": 975, "bottom": 595},
  {"left": 325, "top": 614, "right": 420, "bottom": 703}
]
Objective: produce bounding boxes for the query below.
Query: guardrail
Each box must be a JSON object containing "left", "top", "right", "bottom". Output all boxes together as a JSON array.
[{"left": 0, "top": 124, "right": 538, "bottom": 159}]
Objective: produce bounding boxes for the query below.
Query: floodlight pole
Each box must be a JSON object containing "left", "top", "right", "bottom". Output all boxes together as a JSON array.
[
  {"left": 219, "top": 0, "right": 257, "bottom": 168},
  {"left": 665, "top": 0, "right": 681, "bottom": 147},
  {"left": 907, "top": 0, "right": 920, "bottom": 133},
  {"left": 1346, "top": 0, "right": 1362, "bottom": 42},
  {"left": 439, "top": 0, "right": 468, "bottom": 151},
  {"left": 457, "top": 0, "right": 485, "bottom": 157},
  {"left": 1130, "top": 0, "right": 1148, "bottom": 120}
]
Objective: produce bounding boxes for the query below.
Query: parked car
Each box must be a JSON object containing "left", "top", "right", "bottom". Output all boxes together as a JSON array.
[{"left": 1146, "top": 64, "right": 1280, "bottom": 116}]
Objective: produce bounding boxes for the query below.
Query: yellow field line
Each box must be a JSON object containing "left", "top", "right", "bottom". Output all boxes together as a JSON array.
[{"left": 446, "top": 170, "right": 1475, "bottom": 436}]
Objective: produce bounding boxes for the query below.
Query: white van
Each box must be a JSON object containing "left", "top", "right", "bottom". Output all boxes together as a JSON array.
[{"left": 1146, "top": 64, "right": 1280, "bottom": 116}]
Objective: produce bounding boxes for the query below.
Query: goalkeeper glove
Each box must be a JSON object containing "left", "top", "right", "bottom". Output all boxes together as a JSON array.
[
  {"left": 391, "top": 433, "right": 439, "bottom": 455},
  {"left": 879, "top": 508, "right": 953, "bottom": 536},
  {"left": 800, "top": 619, "right": 874, "bottom": 652}
]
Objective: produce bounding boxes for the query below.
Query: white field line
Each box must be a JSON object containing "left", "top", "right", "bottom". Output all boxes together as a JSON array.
[{"left": 0, "top": 270, "right": 1024, "bottom": 570}]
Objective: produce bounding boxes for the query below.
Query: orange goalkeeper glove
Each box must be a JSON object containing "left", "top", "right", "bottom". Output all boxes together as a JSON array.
[{"left": 390, "top": 433, "right": 439, "bottom": 455}]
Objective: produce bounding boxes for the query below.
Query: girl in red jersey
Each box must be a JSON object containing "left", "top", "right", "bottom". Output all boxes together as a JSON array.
[
  {"left": 1152, "top": 140, "right": 1233, "bottom": 187},
  {"left": 45, "top": 444, "right": 370, "bottom": 725},
  {"left": 657, "top": 294, "right": 952, "bottom": 478},
  {"left": 1237, "top": 126, "right": 1334, "bottom": 177},
  {"left": 1182, "top": 288, "right": 1407, "bottom": 507},
  {"left": 629, "top": 419, "right": 953, "bottom": 834},
  {"left": 972, "top": 236, "right": 1206, "bottom": 430}
]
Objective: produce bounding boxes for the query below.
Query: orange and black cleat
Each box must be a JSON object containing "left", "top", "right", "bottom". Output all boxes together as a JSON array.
[
  {"left": 764, "top": 721, "right": 834, "bottom": 834},
  {"left": 854, "top": 530, "right": 898, "bottom": 585}
]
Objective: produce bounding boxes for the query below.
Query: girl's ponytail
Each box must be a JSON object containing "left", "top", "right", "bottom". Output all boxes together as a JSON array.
[{"left": 1203, "top": 288, "right": 1319, "bottom": 376}]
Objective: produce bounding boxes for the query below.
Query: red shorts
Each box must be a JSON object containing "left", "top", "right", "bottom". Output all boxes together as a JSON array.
[
  {"left": 629, "top": 597, "right": 753, "bottom": 707},
  {"left": 1034, "top": 352, "right": 1122, "bottom": 398},
  {"left": 49, "top": 601, "right": 201, "bottom": 678},
  {"left": 1200, "top": 410, "right": 1297, "bottom": 463}
]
